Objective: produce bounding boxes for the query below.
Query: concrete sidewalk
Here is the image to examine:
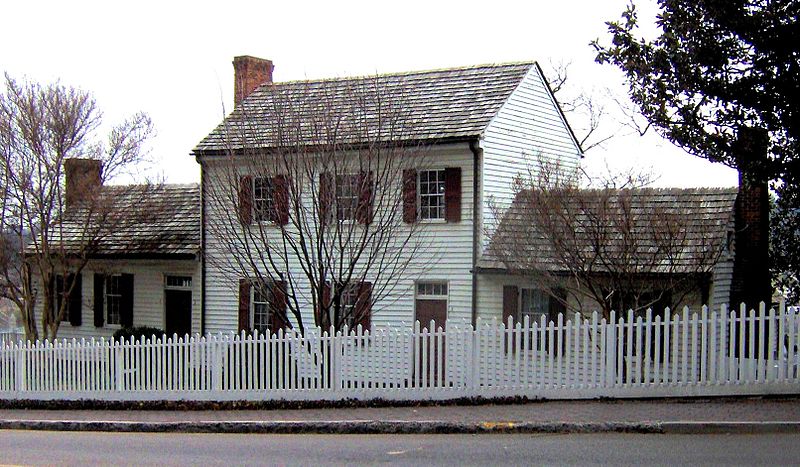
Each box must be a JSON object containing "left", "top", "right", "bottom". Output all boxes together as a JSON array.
[{"left": 1, "top": 397, "right": 799, "bottom": 434}]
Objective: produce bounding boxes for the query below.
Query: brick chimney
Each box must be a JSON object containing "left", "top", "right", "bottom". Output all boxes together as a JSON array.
[
  {"left": 233, "top": 55, "right": 274, "bottom": 108},
  {"left": 729, "top": 127, "right": 772, "bottom": 310},
  {"left": 64, "top": 158, "right": 102, "bottom": 208}
]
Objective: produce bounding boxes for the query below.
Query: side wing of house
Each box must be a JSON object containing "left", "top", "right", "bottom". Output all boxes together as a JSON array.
[
  {"left": 479, "top": 62, "right": 582, "bottom": 249},
  {"left": 34, "top": 259, "right": 201, "bottom": 340}
]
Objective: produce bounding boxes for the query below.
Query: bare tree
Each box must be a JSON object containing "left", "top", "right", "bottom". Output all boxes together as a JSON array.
[
  {"left": 487, "top": 158, "right": 730, "bottom": 321},
  {"left": 0, "top": 74, "right": 155, "bottom": 341},
  {"left": 204, "top": 76, "right": 432, "bottom": 334}
]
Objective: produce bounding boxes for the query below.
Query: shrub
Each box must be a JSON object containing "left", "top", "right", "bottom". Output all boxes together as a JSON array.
[{"left": 112, "top": 326, "right": 166, "bottom": 343}]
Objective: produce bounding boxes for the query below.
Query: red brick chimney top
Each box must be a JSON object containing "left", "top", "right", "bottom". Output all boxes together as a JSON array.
[
  {"left": 233, "top": 55, "right": 274, "bottom": 108},
  {"left": 64, "top": 158, "right": 102, "bottom": 208}
]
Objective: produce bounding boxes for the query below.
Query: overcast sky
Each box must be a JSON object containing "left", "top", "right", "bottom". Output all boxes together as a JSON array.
[{"left": 1, "top": 0, "right": 738, "bottom": 187}]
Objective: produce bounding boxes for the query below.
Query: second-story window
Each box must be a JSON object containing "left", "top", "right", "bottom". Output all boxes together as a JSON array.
[
  {"left": 336, "top": 174, "right": 360, "bottom": 221},
  {"left": 253, "top": 177, "right": 274, "bottom": 222},
  {"left": 418, "top": 169, "right": 446, "bottom": 220}
]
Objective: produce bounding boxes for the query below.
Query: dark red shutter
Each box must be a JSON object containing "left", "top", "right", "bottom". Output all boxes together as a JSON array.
[
  {"left": 93, "top": 273, "right": 104, "bottom": 327},
  {"left": 444, "top": 167, "right": 461, "bottom": 223},
  {"left": 319, "top": 173, "right": 333, "bottom": 223},
  {"left": 357, "top": 171, "right": 374, "bottom": 224},
  {"left": 119, "top": 273, "right": 134, "bottom": 328},
  {"left": 239, "top": 175, "right": 253, "bottom": 225},
  {"left": 270, "top": 280, "right": 290, "bottom": 331},
  {"left": 502, "top": 285, "right": 519, "bottom": 325},
  {"left": 316, "top": 281, "right": 332, "bottom": 326},
  {"left": 355, "top": 282, "right": 372, "bottom": 332},
  {"left": 238, "top": 279, "right": 251, "bottom": 332},
  {"left": 549, "top": 288, "right": 567, "bottom": 353},
  {"left": 272, "top": 175, "right": 290, "bottom": 226},
  {"left": 68, "top": 273, "right": 82, "bottom": 326},
  {"left": 403, "top": 169, "right": 417, "bottom": 223}
]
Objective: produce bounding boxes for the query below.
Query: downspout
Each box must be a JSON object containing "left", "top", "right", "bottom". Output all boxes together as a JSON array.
[
  {"left": 469, "top": 139, "right": 482, "bottom": 328},
  {"left": 199, "top": 160, "right": 207, "bottom": 336}
]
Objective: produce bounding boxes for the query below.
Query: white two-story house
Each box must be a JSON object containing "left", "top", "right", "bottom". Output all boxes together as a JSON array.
[{"left": 192, "top": 56, "right": 582, "bottom": 335}]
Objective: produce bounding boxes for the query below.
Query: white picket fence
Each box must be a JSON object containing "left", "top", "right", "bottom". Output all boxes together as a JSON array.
[{"left": 0, "top": 303, "right": 798, "bottom": 401}]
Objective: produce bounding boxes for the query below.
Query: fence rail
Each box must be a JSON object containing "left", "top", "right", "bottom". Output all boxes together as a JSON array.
[{"left": 1, "top": 303, "right": 798, "bottom": 401}]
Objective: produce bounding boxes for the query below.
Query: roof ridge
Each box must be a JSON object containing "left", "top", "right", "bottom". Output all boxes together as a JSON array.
[{"left": 260, "top": 61, "right": 537, "bottom": 88}]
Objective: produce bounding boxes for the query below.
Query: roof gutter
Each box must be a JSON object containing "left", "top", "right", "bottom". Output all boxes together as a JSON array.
[{"left": 469, "top": 138, "right": 482, "bottom": 328}]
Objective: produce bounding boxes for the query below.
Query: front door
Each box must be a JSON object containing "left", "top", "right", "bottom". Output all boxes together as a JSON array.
[
  {"left": 414, "top": 282, "right": 448, "bottom": 386},
  {"left": 165, "top": 276, "right": 193, "bottom": 337}
]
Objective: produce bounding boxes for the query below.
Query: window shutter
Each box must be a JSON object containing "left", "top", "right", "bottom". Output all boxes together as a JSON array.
[
  {"left": 119, "top": 273, "right": 134, "bottom": 328},
  {"left": 93, "top": 273, "right": 104, "bottom": 327},
  {"left": 319, "top": 173, "right": 333, "bottom": 222},
  {"left": 238, "top": 279, "right": 251, "bottom": 332},
  {"left": 316, "top": 281, "right": 331, "bottom": 325},
  {"left": 357, "top": 171, "right": 374, "bottom": 225},
  {"left": 548, "top": 287, "right": 567, "bottom": 321},
  {"left": 69, "top": 273, "right": 82, "bottom": 326},
  {"left": 402, "top": 169, "right": 417, "bottom": 223},
  {"left": 270, "top": 280, "right": 290, "bottom": 331},
  {"left": 52, "top": 275, "right": 61, "bottom": 322},
  {"left": 355, "top": 282, "right": 372, "bottom": 332},
  {"left": 502, "top": 285, "right": 519, "bottom": 325},
  {"left": 549, "top": 287, "right": 567, "bottom": 354},
  {"left": 444, "top": 167, "right": 461, "bottom": 223},
  {"left": 272, "top": 175, "right": 290, "bottom": 226},
  {"left": 238, "top": 175, "right": 253, "bottom": 225}
]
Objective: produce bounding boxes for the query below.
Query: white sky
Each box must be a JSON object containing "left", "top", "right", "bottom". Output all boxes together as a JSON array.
[{"left": 0, "top": 0, "right": 738, "bottom": 187}]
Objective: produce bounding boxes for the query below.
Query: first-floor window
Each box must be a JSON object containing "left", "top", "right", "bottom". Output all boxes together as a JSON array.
[
  {"left": 106, "top": 275, "right": 122, "bottom": 325},
  {"left": 520, "top": 288, "right": 549, "bottom": 325},
  {"left": 252, "top": 283, "right": 271, "bottom": 334},
  {"left": 340, "top": 285, "right": 359, "bottom": 329}
]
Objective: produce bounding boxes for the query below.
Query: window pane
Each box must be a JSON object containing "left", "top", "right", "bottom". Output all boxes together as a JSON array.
[{"left": 253, "top": 177, "right": 274, "bottom": 222}]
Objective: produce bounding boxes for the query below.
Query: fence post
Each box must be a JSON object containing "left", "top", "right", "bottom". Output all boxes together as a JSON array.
[
  {"left": 16, "top": 343, "right": 26, "bottom": 393},
  {"left": 605, "top": 312, "right": 616, "bottom": 387},
  {"left": 211, "top": 336, "right": 223, "bottom": 392},
  {"left": 115, "top": 344, "right": 123, "bottom": 392}
]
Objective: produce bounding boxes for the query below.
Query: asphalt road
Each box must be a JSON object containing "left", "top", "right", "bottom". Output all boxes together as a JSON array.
[{"left": 1, "top": 431, "right": 799, "bottom": 466}]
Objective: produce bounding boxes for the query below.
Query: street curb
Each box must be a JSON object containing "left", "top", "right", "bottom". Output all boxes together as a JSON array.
[{"left": 1, "top": 419, "right": 798, "bottom": 434}]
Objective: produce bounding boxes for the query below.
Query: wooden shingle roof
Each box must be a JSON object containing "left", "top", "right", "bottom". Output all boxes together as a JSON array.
[
  {"left": 193, "top": 62, "right": 535, "bottom": 153},
  {"left": 478, "top": 187, "right": 739, "bottom": 274},
  {"left": 47, "top": 184, "right": 200, "bottom": 259}
]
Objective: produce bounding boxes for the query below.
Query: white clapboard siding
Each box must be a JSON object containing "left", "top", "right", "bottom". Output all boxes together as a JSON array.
[
  {"left": 2, "top": 303, "right": 797, "bottom": 401},
  {"left": 203, "top": 144, "right": 476, "bottom": 333},
  {"left": 480, "top": 64, "right": 582, "bottom": 246},
  {"left": 31, "top": 259, "right": 201, "bottom": 341}
]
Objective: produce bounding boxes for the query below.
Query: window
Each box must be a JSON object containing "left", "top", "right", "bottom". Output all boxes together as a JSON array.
[
  {"left": 165, "top": 276, "right": 192, "bottom": 289},
  {"left": 252, "top": 283, "right": 271, "bottom": 334},
  {"left": 106, "top": 275, "right": 122, "bottom": 325},
  {"left": 417, "top": 281, "right": 448, "bottom": 298},
  {"left": 418, "top": 169, "right": 445, "bottom": 220},
  {"left": 340, "top": 285, "right": 359, "bottom": 328},
  {"left": 520, "top": 288, "right": 549, "bottom": 325},
  {"left": 253, "top": 177, "right": 274, "bottom": 222},
  {"left": 335, "top": 174, "right": 360, "bottom": 221}
]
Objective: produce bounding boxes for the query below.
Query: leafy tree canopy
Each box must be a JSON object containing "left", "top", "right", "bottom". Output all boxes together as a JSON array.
[{"left": 593, "top": 0, "right": 800, "bottom": 301}]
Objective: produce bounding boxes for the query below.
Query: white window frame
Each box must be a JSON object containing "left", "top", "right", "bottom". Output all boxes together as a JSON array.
[
  {"left": 252, "top": 283, "right": 271, "bottom": 334},
  {"left": 519, "top": 287, "right": 549, "bottom": 325},
  {"left": 335, "top": 174, "right": 360, "bottom": 222},
  {"left": 418, "top": 169, "right": 446, "bottom": 221},
  {"left": 415, "top": 281, "right": 449, "bottom": 300},
  {"left": 253, "top": 177, "right": 275, "bottom": 223},
  {"left": 105, "top": 274, "right": 123, "bottom": 326}
]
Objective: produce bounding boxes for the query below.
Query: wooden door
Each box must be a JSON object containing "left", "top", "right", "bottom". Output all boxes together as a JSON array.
[{"left": 415, "top": 299, "right": 447, "bottom": 386}]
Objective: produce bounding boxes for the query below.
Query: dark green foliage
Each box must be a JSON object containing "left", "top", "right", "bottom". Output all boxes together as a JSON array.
[
  {"left": 112, "top": 326, "right": 166, "bottom": 343},
  {"left": 592, "top": 0, "right": 800, "bottom": 301}
]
